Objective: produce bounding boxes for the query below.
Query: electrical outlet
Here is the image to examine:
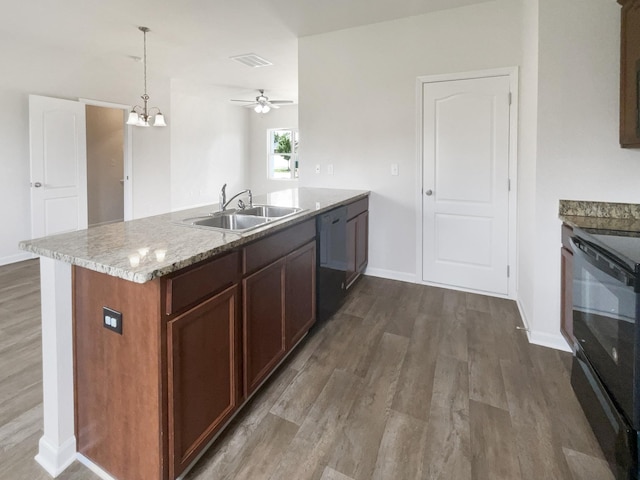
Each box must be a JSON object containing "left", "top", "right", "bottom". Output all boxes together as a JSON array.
[
  {"left": 103, "top": 307, "right": 123, "bottom": 335},
  {"left": 391, "top": 163, "right": 399, "bottom": 176},
  {"left": 315, "top": 164, "right": 321, "bottom": 174}
]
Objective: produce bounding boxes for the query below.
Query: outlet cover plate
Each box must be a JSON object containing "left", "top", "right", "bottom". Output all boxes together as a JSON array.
[{"left": 103, "top": 307, "right": 123, "bottom": 335}]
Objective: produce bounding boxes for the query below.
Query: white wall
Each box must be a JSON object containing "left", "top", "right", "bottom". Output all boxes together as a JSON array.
[
  {"left": 169, "top": 81, "right": 250, "bottom": 211},
  {"left": 0, "top": 38, "right": 171, "bottom": 265},
  {"left": 249, "top": 104, "right": 299, "bottom": 195},
  {"left": 298, "top": 0, "right": 522, "bottom": 280},
  {"left": 516, "top": 0, "right": 539, "bottom": 332},
  {"left": 527, "top": 0, "right": 640, "bottom": 348}
]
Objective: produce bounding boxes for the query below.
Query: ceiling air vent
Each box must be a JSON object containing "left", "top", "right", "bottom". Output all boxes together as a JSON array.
[{"left": 230, "top": 53, "right": 273, "bottom": 68}]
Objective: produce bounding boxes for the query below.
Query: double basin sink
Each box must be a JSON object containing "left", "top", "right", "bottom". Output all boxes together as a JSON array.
[{"left": 182, "top": 205, "right": 305, "bottom": 233}]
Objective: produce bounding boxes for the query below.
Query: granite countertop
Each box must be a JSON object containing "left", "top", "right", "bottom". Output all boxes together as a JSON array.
[
  {"left": 559, "top": 199, "right": 640, "bottom": 234},
  {"left": 19, "top": 187, "right": 369, "bottom": 283}
]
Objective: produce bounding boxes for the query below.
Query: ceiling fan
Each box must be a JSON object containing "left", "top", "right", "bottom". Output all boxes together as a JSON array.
[{"left": 230, "top": 89, "right": 293, "bottom": 113}]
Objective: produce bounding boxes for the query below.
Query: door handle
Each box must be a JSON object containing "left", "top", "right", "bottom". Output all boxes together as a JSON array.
[
  {"left": 425, "top": 189, "right": 433, "bottom": 196},
  {"left": 33, "top": 182, "right": 42, "bottom": 188}
]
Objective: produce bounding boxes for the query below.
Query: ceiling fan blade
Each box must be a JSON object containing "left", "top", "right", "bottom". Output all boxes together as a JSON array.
[
  {"left": 265, "top": 101, "right": 280, "bottom": 109},
  {"left": 230, "top": 99, "right": 254, "bottom": 103},
  {"left": 268, "top": 100, "right": 294, "bottom": 104}
]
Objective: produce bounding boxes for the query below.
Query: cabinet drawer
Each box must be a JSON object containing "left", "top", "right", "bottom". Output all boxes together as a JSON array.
[
  {"left": 347, "top": 197, "right": 368, "bottom": 220},
  {"left": 243, "top": 219, "right": 315, "bottom": 275},
  {"left": 165, "top": 251, "right": 241, "bottom": 316}
]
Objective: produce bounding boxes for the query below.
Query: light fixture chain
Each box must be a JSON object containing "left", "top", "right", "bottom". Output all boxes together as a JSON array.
[{"left": 143, "top": 28, "right": 147, "bottom": 96}]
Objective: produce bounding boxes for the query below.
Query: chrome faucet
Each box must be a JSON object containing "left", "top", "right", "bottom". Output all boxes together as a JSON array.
[{"left": 219, "top": 183, "right": 253, "bottom": 211}]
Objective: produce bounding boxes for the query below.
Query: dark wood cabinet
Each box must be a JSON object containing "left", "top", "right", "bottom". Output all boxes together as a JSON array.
[
  {"left": 73, "top": 215, "right": 323, "bottom": 480},
  {"left": 356, "top": 211, "right": 369, "bottom": 274},
  {"left": 243, "top": 258, "right": 286, "bottom": 396},
  {"left": 560, "top": 224, "right": 576, "bottom": 350},
  {"left": 346, "top": 215, "right": 357, "bottom": 286},
  {"left": 618, "top": 0, "right": 640, "bottom": 147},
  {"left": 285, "top": 242, "right": 316, "bottom": 349},
  {"left": 242, "top": 220, "right": 317, "bottom": 396},
  {"left": 167, "top": 285, "right": 240, "bottom": 479},
  {"left": 346, "top": 206, "right": 369, "bottom": 288}
]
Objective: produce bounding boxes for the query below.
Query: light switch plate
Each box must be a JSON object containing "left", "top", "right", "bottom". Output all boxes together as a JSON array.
[
  {"left": 391, "top": 163, "right": 399, "bottom": 176},
  {"left": 315, "top": 164, "right": 321, "bottom": 174}
]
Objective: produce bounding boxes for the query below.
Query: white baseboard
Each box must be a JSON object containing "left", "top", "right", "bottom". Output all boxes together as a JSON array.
[
  {"left": 516, "top": 299, "right": 571, "bottom": 352},
  {"left": 515, "top": 299, "right": 531, "bottom": 332},
  {"left": 364, "top": 267, "right": 417, "bottom": 284},
  {"left": 76, "top": 454, "right": 116, "bottom": 480},
  {"left": 528, "top": 330, "right": 572, "bottom": 352},
  {"left": 0, "top": 251, "right": 33, "bottom": 266},
  {"left": 34, "top": 435, "right": 77, "bottom": 478}
]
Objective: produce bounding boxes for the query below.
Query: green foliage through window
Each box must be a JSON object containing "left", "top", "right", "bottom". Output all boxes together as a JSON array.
[{"left": 269, "top": 129, "right": 299, "bottom": 180}]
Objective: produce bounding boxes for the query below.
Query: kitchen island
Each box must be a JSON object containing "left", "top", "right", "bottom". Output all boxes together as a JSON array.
[{"left": 19, "top": 187, "right": 369, "bottom": 480}]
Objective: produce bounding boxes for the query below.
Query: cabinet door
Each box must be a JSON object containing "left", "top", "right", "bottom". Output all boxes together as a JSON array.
[
  {"left": 346, "top": 217, "right": 358, "bottom": 287},
  {"left": 356, "top": 211, "right": 369, "bottom": 274},
  {"left": 243, "top": 258, "right": 286, "bottom": 396},
  {"left": 168, "top": 284, "right": 240, "bottom": 479},
  {"left": 286, "top": 241, "right": 316, "bottom": 350},
  {"left": 560, "top": 246, "right": 575, "bottom": 350},
  {"left": 620, "top": 1, "right": 640, "bottom": 147}
]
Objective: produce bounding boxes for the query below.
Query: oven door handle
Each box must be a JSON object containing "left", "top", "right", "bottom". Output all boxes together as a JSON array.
[{"left": 570, "top": 236, "right": 635, "bottom": 286}]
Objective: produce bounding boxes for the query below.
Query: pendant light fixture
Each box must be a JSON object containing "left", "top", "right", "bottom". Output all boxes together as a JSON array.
[{"left": 126, "top": 26, "right": 166, "bottom": 127}]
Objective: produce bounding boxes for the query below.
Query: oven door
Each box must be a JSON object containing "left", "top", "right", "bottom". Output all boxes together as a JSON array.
[{"left": 571, "top": 235, "right": 639, "bottom": 427}]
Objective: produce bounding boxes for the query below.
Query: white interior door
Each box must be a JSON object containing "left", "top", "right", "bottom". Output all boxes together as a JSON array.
[
  {"left": 30, "top": 95, "right": 87, "bottom": 238},
  {"left": 422, "top": 75, "right": 511, "bottom": 295}
]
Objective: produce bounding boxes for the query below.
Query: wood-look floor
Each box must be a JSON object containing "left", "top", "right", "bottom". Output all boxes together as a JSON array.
[{"left": 0, "top": 259, "right": 614, "bottom": 480}]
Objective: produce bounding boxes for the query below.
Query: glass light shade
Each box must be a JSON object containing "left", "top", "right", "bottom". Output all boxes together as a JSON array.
[
  {"left": 262, "top": 105, "right": 271, "bottom": 113},
  {"left": 138, "top": 117, "right": 150, "bottom": 127},
  {"left": 126, "top": 111, "right": 139, "bottom": 125},
  {"left": 254, "top": 105, "right": 262, "bottom": 113},
  {"left": 153, "top": 113, "right": 167, "bottom": 127}
]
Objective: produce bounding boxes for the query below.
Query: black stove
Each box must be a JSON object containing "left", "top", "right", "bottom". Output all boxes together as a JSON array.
[
  {"left": 570, "top": 227, "right": 640, "bottom": 479},
  {"left": 581, "top": 228, "right": 640, "bottom": 275}
]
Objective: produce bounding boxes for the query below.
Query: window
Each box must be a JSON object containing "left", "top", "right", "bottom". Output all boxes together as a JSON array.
[{"left": 268, "top": 128, "right": 298, "bottom": 180}]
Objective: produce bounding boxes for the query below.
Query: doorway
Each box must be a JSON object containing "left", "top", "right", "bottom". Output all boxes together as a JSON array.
[
  {"left": 29, "top": 95, "right": 133, "bottom": 240},
  {"left": 81, "top": 98, "right": 133, "bottom": 224},
  {"left": 417, "top": 68, "right": 518, "bottom": 297},
  {"left": 86, "top": 105, "right": 125, "bottom": 226}
]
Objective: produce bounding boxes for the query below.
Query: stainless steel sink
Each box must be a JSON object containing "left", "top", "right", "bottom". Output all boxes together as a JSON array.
[
  {"left": 181, "top": 205, "right": 306, "bottom": 233},
  {"left": 192, "top": 214, "right": 268, "bottom": 231},
  {"left": 240, "top": 205, "right": 303, "bottom": 218}
]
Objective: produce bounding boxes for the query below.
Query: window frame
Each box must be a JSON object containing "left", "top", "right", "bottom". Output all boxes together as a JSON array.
[{"left": 267, "top": 128, "right": 298, "bottom": 181}]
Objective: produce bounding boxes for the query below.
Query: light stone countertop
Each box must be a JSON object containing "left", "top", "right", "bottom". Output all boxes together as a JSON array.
[{"left": 19, "top": 187, "right": 369, "bottom": 283}]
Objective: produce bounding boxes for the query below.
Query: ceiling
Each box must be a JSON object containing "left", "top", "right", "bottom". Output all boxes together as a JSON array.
[{"left": 2, "top": 0, "right": 492, "bottom": 102}]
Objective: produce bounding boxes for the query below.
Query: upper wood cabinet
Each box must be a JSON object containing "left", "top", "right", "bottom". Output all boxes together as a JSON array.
[{"left": 619, "top": 0, "right": 640, "bottom": 147}]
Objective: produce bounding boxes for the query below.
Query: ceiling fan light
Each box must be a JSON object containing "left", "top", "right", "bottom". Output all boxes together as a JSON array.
[
  {"left": 262, "top": 105, "right": 271, "bottom": 113},
  {"left": 254, "top": 105, "right": 262, "bottom": 113},
  {"left": 153, "top": 113, "right": 167, "bottom": 127},
  {"left": 126, "top": 111, "right": 139, "bottom": 125}
]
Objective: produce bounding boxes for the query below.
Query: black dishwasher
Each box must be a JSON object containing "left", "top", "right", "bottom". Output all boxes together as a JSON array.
[{"left": 316, "top": 206, "right": 347, "bottom": 321}]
